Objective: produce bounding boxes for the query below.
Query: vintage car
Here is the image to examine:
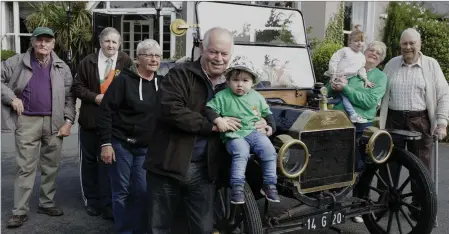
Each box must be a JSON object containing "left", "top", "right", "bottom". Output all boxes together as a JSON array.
[{"left": 163, "top": 1, "right": 437, "bottom": 234}]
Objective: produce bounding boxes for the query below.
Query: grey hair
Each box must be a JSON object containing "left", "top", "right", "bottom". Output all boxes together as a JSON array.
[
  {"left": 136, "top": 39, "right": 162, "bottom": 55},
  {"left": 366, "top": 41, "right": 387, "bottom": 61},
  {"left": 400, "top": 28, "right": 421, "bottom": 42},
  {"left": 99, "top": 27, "right": 121, "bottom": 42},
  {"left": 202, "top": 27, "right": 234, "bottom": 50}
]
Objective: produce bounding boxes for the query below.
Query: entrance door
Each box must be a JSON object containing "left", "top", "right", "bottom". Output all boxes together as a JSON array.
[
  {"left": 93, "top": 13, "right": 113, "bottom": 51},
  {"left": 122, "top": 20, "right": 153, "bottom": 60}
]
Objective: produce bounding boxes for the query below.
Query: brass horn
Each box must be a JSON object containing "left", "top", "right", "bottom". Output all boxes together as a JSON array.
[{"left": 170, "top": 19, "right": 200, "bottom": 37}]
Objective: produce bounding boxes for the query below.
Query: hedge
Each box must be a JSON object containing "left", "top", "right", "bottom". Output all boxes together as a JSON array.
[
  {"left": 311, "top": 42, "right": 342, "bottom": 84},
  {"left": 1, "top": 50, "right": 17, "bottom": 62}
]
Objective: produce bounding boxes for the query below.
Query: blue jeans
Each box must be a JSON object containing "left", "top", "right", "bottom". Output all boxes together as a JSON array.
[
  {"left": 334, "top": 93, "right": 357, "bottom": 116},
  {"left": 110, "top": 138, "right": 148, "bottom": 234},
  {"left": 226, "top": 130, "right": 277, "bottom": 185},
  {"left": 147, "top": 163, "right": 215, "bottom": 234}
]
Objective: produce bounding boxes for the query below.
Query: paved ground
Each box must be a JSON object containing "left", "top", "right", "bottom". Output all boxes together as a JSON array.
[{"left": 1, "top": 125, "right": 448, "bottom": 234}]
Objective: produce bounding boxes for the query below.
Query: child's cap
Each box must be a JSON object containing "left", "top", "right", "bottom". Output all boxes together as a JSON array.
[{"left": 224, "top": 56, "right": 260, "bottom": 84}]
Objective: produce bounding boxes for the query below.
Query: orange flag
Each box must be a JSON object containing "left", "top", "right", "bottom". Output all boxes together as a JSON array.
[{"left": 100, "top": 70, "right": 116, "bottom": 94}]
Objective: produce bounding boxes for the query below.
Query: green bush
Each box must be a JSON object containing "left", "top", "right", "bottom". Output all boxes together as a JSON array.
[
  {"left": 324, "top": 1, "right": 344, "bottom": 46},
  {"left": 417, "top": 19, "right": 449, "bottom": 80},
  {"left": 311, "top": 42, "right": 342, "bottom": 84},
  {"left": 1, "top": 50, "right": 17, "bottom": 62}
]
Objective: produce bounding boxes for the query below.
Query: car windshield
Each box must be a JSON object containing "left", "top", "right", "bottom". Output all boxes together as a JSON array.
[{"left": 196, "top": 1, "right": 315, "bottom": 89}]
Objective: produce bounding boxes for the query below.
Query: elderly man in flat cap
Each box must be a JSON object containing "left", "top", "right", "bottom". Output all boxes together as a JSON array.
[
  {"left": 379, "top": 28, "right": 449, "bottom": 219},
  {"left": 1, "top": 26, "right": 76, "bottom": 228}
]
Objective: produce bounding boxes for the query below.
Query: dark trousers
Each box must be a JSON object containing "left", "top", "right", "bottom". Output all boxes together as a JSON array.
[
  {"left": 110, "top": 138, "right": 147, "bottom": 234},
  {"left": 353, "top": 122, "right": 373, "bottom": 198},
  {"left": 355, "top": 122, "right": 373, "bottom": 172},
  {"left": 147, "top": 162, "right": 216, "bottom": 234},
  {"left": 79, "top": 127, "right": 111, "bottom": 209},
  {"left": 386, "top": 110, "right": 433, "bottom": 171},
  {"left": 380, "top": 109, "right": 433, "bottom": 203}
]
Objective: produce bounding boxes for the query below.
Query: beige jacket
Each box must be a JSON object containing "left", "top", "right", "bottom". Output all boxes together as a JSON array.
[
  {"left": 1, "top": 48, "right": 76, "bottom": 133},
  {"left": 379, "top": 53, "right": 449, "bottom": 133}
]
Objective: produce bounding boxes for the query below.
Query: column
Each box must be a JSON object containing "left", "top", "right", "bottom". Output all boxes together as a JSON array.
[
  {"left": 184, "top": 1, "right": 195, "bottom": 58},
  {"left": 159, "top": 15, "right": 164, "bottom": 56},
  {"left": 170, "top": 12, "right": 176, "bottom": 58},
  {"left": 1, "top": 2, "right": 8, "bottom": 50},
  {"left": 364, "top": 1, "right": 376, "bottom": 44},
  {"left": 13, "top": 1, "right": 20, "bottom": 53}
]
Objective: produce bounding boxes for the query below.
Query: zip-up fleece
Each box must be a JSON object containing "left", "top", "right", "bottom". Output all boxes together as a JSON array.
[
  {"left": 143, "top": 59, "right": 229, "bottom": 183},
  {"left": 96, "top": 64, "right": 163, "bottom": 147}
]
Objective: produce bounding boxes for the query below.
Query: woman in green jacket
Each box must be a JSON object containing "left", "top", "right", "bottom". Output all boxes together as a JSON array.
[
  {"left": 327, "top": 41, "right": 388, "bottom": 223},
  {"left": 327, "top": 41, "right": 388, "bottom": 127}
]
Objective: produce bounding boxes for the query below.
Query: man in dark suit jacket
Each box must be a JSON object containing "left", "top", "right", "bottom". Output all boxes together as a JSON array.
[{"left": 72, "top": 27, "right": 133, "bottom": 219}]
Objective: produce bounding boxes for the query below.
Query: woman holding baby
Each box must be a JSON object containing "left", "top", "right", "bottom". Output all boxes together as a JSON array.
[
  {"left": 326, "top": 40, "right": 388, "bottom": 223},
  {"left": 327, "top": 40, "right": 388, "bottom": 131}
]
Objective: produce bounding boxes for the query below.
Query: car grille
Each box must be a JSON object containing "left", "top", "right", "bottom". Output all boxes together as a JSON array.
[{"left": 299, "top": 128, "right": 355, "bottom": 192}]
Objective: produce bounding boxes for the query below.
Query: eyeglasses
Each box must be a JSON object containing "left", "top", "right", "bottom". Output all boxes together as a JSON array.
[{"left": 138, "top": 53, "right": 161, "bottom": 59}]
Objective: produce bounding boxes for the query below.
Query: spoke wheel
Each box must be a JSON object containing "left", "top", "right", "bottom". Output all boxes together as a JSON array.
[
  {"left": 356, "top": 146, "right": 437, "bottom": 234},
  {"left": 213, "top": 182, "right": 263, "bottom": 234}
]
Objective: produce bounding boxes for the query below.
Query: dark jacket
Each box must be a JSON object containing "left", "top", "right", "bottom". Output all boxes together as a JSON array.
[
  {"left": 72, "top": 51, "right": 133, "bottom": 129},
  {"left": 96, "top": 64, "right": 163, "bottom": 148},
  {"left": 143, "top": 59, "right": 228, "bottom": 182}
]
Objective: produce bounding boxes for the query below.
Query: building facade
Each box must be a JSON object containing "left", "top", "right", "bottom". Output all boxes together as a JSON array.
[{"left": 1, "top": 1, "right": 426, "bottom": 60}]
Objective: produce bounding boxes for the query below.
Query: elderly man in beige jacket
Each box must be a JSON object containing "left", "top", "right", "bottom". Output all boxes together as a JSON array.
[
  {"left": 379, "top": 28, "right": 449, "bottom": 218},
  {"left": 1, "top": 27, "right": 76, "bottom": 228}
]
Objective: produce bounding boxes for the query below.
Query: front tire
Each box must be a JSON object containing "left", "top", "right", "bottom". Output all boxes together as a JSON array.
[
  {"left": 213, "top": 182, "right": 263, "bottom": 234},
  {"left": 356, "top": 146, "right": 437, "bottom": 234}
]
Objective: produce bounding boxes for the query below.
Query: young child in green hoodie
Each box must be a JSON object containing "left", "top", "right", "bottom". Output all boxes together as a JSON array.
[{"left": 206, "top": 56, "right": 280, "bottom": 204}]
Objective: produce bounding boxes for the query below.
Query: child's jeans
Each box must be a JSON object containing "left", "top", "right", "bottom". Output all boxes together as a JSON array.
[
  {"left": 226, "top": 130, "right": 278, "bottom": 186},
  {"left": 334, "top": 93, "right": 357, "bottom": 117}
]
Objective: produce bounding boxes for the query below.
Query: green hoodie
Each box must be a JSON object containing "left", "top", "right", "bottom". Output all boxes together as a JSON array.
[{"left": 326, "top": 68, "right": 387, "bottom": 122}]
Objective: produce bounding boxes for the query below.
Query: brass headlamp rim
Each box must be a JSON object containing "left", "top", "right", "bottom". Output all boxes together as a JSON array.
[
  {"left": 277, "top": 138, "right": 310, "bottom": 179},
  {"left": 365, "top": 129, "right": 394, "bottom": 164}
]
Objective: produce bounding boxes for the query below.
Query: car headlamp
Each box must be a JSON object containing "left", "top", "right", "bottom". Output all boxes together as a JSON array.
[
  {"left": 273, "top": 135, "right": 310, "bottom": 178},
  {"left": 360, "top": 126, "right": 394, "bottom": 164}
]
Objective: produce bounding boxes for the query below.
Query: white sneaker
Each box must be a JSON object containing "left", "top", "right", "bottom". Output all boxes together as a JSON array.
[
  {"left": 352, "top": 216, "right": 364, "bottom": 223},
  {"left": 350, "top": 114, "right": 368, "bottom": 123}
]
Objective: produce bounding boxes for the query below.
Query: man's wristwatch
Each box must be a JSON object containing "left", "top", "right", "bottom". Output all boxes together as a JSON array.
[{"left": 65, "top": 119, "right": 73, "bottom": 125}]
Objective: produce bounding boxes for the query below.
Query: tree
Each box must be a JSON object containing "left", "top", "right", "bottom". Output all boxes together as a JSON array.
[
  {"left": 255, "top": 8, "right": 296, "bottom": 45},
  {"left": 25, "top": 2, "right": 93, "bottom": 72},
  {"left": 381, "top": 2, "right": 443, "bottom": 65},
  {"left": 323, "top": 1, "right": 344, "bottom": 46}
]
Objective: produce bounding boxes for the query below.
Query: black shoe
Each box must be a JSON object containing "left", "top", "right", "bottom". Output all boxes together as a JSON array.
[
  {"left": 6, "top": 215, "right": 28, "bottom": 228},
  {"left": 37, "top": 206, "right": 64, "bottom": 216},
  {"left": 85, "top": 205, "right": 101, "bottom": 216},
  {"left": 261, "top": 184, "right": 280, "bottom": 203},
  {"left": 101, "top": 206, "right": 114, "bottom": 221},
  {"left": 231, "top": 184, "right": 245, "bottom": 204}
]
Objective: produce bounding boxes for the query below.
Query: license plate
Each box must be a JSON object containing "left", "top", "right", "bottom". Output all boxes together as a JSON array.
[{"left": 303, "top": 210, "right": 346, "bottom": 231}]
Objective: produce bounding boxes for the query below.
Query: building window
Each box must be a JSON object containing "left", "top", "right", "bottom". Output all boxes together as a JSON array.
[
  {"left": 121, "top": 15, "right": 154, "bottom": 60},
  {"left": 162, "top": 17, "right": 171, "bottom": 59},
  {"left": 343, "top": 2, "right": 353, "bottom": 46}
]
